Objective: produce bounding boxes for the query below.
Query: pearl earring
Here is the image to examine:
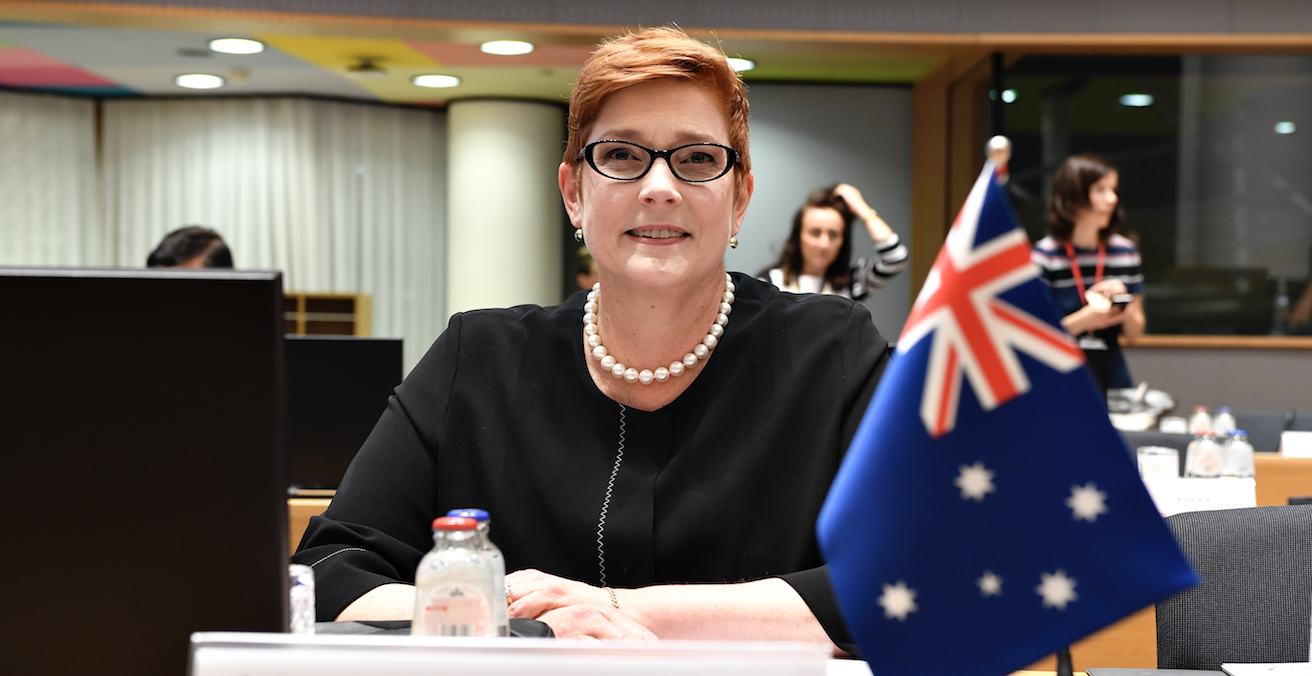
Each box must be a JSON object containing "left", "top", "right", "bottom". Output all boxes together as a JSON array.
[
  {"left": 574, "top": 228, "right": 584, "bottom": 243},
  {"left": 729, "top": 236, "right": 739, "bottom": 249}
]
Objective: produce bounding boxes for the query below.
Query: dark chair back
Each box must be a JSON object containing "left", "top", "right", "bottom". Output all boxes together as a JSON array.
[
  {"left": 1292, "top": 410, "right": 1312, "bottom": 432},
  {"left": 1232, "top": 408, "right": 1295, "bottom": 453},
  {"left": 1157, "top": 506, "right": 1312, "bottom": 670}
]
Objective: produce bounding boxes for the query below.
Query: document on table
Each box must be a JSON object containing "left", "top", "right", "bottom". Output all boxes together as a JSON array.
[
  {"left": 1222, "top": 664, "right": 1312, "bottom": 676},
  {"left": 826, "top": 659, "right": 872, "bottom": 675}
]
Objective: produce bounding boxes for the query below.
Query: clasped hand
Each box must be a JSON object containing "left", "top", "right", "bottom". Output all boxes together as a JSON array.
[
  {"left": 505, "top": 569, "right": 657, "bottom": 642},
  {"left": 1076, "top": 279, "right": 1131, "bottom": 331}
]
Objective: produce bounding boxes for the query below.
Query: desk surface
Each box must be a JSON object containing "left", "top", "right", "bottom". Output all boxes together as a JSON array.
[
  {"left": 1255, "top": 454, "right": 1312, "bottom": 506},
  {"left": 284, "top": 456, "right": 1312, "bottom": 671},
  {"left": 828, "top": 664, "right": 1072, "bottom": 675}
]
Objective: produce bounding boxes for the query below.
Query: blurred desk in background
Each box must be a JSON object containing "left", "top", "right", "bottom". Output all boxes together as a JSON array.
[
  {"left": 1255, "top": 454, "right": 1312, "bottom": 506},
  {"left": 289, "top": 495, "right": 333, "bottom": 554}
]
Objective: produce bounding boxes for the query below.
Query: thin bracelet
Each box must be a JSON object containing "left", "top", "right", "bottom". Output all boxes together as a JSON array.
[{"left": 603, "top": 586, "right": 622, "bottom": 613}]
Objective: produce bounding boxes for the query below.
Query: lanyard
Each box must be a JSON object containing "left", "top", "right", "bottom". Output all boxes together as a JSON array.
[{"left": 1063, "top": 240, "right": 1105, "bottom": 306}]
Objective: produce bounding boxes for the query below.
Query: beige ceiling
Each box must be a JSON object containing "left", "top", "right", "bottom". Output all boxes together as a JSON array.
[{"left": 0, "top": 2, "right": 960, "bottom": 105}]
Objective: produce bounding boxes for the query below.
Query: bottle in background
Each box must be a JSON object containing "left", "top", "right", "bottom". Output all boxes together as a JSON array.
[
  {"left": 1188, "top": 405, "right": 1213, "bottom": 435},
  {"left": 413, "top": 516, "right": 496, "bottom": 637},
  {"left": 1185, "top": 433, "right": 1225, "bottom": 478},
  {"left": 447, "top": 508, "right": 508, "bottom": 637},
  {"left": 1222, "top": 430, "right": 1256, "bottom": 478},
  {"left": 1212, "top": 407, "right": 1237, "bottom": 436}
]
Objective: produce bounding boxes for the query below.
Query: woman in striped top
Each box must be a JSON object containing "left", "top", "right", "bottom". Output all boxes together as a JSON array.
[
  {"left": 761, "top": 183, "right": 908, "bottom": 299},
  {"left": 1031, "top": 155, "right": 1146, "bottom": 394}
]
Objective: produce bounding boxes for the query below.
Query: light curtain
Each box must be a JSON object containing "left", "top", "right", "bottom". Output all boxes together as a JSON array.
[
  {"left": 0, "top": 91, "right": 101, "bottom": 266},
  {"left": 101, "top": 97, "right": 447, "bottom": 372}
]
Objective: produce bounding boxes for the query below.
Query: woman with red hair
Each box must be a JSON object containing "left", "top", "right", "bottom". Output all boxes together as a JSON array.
[{"left": 293, "top": 27, "right": 888, "bottom": 653}]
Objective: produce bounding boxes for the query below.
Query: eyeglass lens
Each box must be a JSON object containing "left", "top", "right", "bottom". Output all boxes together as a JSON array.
[{"left": 588, "top": 141, "right": 733, "bottom": 182}]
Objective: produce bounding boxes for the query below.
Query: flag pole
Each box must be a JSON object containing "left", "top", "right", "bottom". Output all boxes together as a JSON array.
[
  {"left": 986, "top": 135, "right": 1011, "bottom": 184},
  {"left": 987, "top": 133, "right": 1076, "bottom": 676}
]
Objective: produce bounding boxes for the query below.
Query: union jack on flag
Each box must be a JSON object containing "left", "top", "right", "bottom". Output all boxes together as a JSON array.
[
  {"left": 818, "top": 158, "right": 1195, "bottom": 676},
  {"left": 899, "top": 164, "right": 1085, "bottom": 437}
]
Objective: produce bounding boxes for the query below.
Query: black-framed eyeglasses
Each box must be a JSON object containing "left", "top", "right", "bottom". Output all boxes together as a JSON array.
[{"left": 579, "top": 140, "right": 739, "bottom": 183}]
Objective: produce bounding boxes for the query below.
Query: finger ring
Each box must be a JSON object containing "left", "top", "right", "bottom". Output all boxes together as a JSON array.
[{"left": 505, "top": 582, "right": 512, "bottom": 599}]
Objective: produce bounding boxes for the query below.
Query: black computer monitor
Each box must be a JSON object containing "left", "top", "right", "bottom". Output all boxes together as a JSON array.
[
  {"left": 0, "top": 268, "right": 289, "bottom": 676},
  {"left": 285, "top": 336, "right": 402, "bottom": 489}
]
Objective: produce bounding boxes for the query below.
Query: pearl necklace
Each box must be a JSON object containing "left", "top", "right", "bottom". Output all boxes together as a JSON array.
[{"left": 584, "top": 273, "right": 735, "bottom": 385}]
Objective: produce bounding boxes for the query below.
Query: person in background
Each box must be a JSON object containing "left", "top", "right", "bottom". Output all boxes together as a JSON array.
[
  {"left": 145, "top": 226, "right": 233, "bottom": 268},
  {"left": 291, "top": 26, "right": 889, "bottom": 653},
  {"left": 760, "top": 183, "right": 907, "bottom": 298},
  {"left": 1031, "top": 155, "right": 1145, "bottom": 395},
  {"left": 1289, "top": 248, "right": 1312, "bottom": 334},
  {"left": 575, "top": 245, "right": 599, "bottom": 290}
]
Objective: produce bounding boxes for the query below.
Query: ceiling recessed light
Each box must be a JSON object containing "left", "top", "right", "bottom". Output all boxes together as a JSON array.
[
  {"left": 1275, "top": 121, "right": 1297, "bottom": 134},
  {"left": 1001, "top": 89, "right": 1018, "bottom": 104},
  {"left": 174, "top": 73, "right": 225, "bottom": 90},
  {"left": 480, "top": 40, "right": 534, "bottom": 56},
  {"left": 209, "top": 38, "right": 265, "bottom": 55},
  {"left": 412, "top": 74, "right": 461, "bottom": 88},
  {"left": 1119, "top": 93, "right": 1154, "bottom": 108},
  {"left": 727, "top": 57, "right": 755, "bottom": 72}
]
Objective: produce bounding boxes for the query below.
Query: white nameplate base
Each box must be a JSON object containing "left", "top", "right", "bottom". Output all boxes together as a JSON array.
[
  {"left": 1140, "top": 477, "right": 1257, "bottom": 517},
  {"left": 189, "top": 632, "right": 831, "bottom": 676},
  {"left": 1280, "top": 431, "right": 1312, "bottom": 458}
]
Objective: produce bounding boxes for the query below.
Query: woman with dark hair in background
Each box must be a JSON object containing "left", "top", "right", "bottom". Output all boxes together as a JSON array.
[
  {"left": 1031, "top": 154, "right": 1145, "bottom": 395},
  {"left": 146, "top": 225, "right": 233, "bottom": 268},
  {"left": 760, "top": 183, "right": 907, "bottom": 298}
]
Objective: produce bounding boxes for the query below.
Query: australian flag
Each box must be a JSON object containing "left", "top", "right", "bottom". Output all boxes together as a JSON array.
[{"left": 817, "top": 159, "right": 1197, "bottom": 675}]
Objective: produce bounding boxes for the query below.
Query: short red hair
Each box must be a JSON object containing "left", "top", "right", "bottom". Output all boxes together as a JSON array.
[{"left": 565, "top": 27, "right": 751, "bottom": 194}]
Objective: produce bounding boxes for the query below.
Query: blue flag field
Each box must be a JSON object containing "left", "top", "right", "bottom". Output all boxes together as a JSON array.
[{"left": 817, "top": 160, "right": 1198, "bottom": 676}]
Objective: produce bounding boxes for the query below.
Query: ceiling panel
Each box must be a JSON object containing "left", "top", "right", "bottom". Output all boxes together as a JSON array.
[{"left": 0, "top": 10, "right": 951, "bottom": 106}]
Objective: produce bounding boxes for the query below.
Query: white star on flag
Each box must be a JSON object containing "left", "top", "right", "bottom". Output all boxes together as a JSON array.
[
  {"left": 1037, "top": 570, "right": 1078, "bottom": 610},
  {"left": 878, "top": 581, "right": 917, "bottom": 621},
  {"left": 955, "top": 461, "right": 996, "bottom": 501},
  {"left": 814, "top": 158, "right": 1202, "bottom": 676},
  {"left": 1067, "top": 482, "right": 1108, "bottom": 522}
]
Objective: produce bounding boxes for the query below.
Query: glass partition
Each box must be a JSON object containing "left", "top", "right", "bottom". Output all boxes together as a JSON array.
[{"left": 999, "top": 54, "right": 1312, "bottom": 336}]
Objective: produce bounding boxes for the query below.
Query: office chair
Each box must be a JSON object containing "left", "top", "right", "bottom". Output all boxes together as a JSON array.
[
  {"left": 1156, "top": 506, "right": 1312, "bottom": 670},
  {"left": 1232, "top": 408, "right": 1295, "bottom": 453},
  {"left": 1292, "top": 410, "right": 1312, "bottom": 432}
]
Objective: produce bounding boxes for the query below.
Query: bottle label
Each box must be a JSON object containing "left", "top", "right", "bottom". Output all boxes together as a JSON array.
[{"left": 418, "top": 583, "right": 490, "bottom": 637}]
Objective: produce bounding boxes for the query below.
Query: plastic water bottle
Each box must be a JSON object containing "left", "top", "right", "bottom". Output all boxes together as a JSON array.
[
  {"left": 1212, "top": 407, "right": 1237, "bottom": 436},
  {"left": 1222, "top": 430, "right": 1256, "bottom": 478},
  {"left": 412, "top": 517, "right": 496, "bottom": 637},
  {"left": 1188, "top": 405, "right": 1213, "bottom": 435},
  {"left": 1185, "top": 433, "right": 1225, "bottom": 478},
  {"left": 447, "top": 508, "right": 507, "bottom": 637},
  {"left": 288, "top": 564, "right": 315, "bottom": 634}
]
